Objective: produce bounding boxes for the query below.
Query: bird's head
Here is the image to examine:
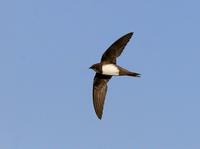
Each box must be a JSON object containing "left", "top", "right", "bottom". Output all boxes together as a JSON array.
[{"left": 89, "top": 63, "right": 101, "bottom": 73}]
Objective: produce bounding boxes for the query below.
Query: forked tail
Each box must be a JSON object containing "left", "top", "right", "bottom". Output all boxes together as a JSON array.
[{"left": 127, "top": 71, "right": 141, "bottom": 77}]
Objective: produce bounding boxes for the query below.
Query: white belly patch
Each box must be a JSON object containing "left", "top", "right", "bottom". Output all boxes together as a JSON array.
[{"left": 102, "top": 64, "right": 119, "bottom": 75}]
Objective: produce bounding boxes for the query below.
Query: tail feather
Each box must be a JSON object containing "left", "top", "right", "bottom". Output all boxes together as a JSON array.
[
  {"left": 127, "top": 72, "right": 141, "bottom": 77},
  {"left": 117, "top": 65, "right": 141, "bottom": 77}
]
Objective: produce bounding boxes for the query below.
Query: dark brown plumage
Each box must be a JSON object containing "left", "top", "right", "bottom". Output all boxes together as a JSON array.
[
  {"left": 90, "top": 32, "right": 140, "bottom": 119},
  {"left": 93, "top": 73, "right": 111, "bottom": 119},
  {"left": 101, "top": 32, "right": 133, "bottom": 64}
]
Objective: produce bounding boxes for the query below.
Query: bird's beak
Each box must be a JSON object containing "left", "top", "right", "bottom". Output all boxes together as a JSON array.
[{"left": 89, "top": 66, "right": 92, "bottom": 69}]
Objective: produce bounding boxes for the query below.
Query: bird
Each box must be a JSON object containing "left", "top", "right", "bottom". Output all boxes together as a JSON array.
[{"left": 89, "top": 32, "right": 140, "bottom": 119}]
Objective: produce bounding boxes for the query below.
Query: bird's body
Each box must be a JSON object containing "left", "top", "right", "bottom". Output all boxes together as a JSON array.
[
  {"left": 102, "top": 64, "right": 119, "bottom": 76},
  {"left": 90, "top": 32, "right": 140, "bottom": 119},
  {"left": 91, "top": 63, "right": 140, "bottom": 77}
]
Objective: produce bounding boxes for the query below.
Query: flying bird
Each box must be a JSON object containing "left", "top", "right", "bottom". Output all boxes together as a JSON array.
[{"left": 90, "top": 32, "right": 140, "bottom": 119}]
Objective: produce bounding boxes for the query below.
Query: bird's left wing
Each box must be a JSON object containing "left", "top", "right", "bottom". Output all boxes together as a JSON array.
[{"left": 101, "top": 32, "right": 133, "bottom": 64}]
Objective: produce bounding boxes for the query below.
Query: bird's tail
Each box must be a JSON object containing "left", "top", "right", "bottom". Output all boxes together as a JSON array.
[
  {"left": 118, "top": 66, "right": 141, "bottom": 77},
  {"left": 127, "top": 71, "right": 141, "bottom": 77}
]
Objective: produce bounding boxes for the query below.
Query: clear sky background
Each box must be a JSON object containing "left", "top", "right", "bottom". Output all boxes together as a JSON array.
[{"left": 0, "top": 0, "right": 200, "bottom": 148}]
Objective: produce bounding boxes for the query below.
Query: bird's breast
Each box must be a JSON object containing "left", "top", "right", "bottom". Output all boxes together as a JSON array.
[{"left": 102, "top": 64, "right": 119, "bottom": 76}]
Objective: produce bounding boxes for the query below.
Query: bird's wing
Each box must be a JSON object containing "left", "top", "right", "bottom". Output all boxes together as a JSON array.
[
  {"left": 93, "top": 73, "right": 111, "bottom": 119},
  {"left": 101, "top": 32, "right": 133, "bottom": 64}
]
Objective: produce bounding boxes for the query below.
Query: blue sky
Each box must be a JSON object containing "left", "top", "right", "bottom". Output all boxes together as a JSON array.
[{"left": 0, "top": 0, "right": 200, "bottom": 148}]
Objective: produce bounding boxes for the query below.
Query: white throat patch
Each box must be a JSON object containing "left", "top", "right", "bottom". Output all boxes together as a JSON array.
[{"left": 102, "top": 64, "right": 119, "bottom": 75}]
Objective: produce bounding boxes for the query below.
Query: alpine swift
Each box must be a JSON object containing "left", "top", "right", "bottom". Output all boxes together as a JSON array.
[{"left": 90, "top": 32, "right": 140, "bottom": 119}]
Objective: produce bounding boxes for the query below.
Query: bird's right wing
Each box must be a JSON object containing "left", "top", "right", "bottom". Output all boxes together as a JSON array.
[
  {"left": 93, "top": 73, "right": 111, "bottom": 119},
  {"left": 101, "top": 32, "right": 133, "bottom": 64}
]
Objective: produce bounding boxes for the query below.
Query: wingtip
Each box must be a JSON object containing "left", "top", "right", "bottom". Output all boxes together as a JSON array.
[
  {"left": 98, "top": 117, "right": 102, "bottom": 120},
  {"left": 96, "top": 113, "right": 102, "bottom": 120},
  {"left": 125, "top": 32, "right": 134, "bottom": 38},
  {"left": 128, "top": 32, "right": 134, "bottom": 36}
]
